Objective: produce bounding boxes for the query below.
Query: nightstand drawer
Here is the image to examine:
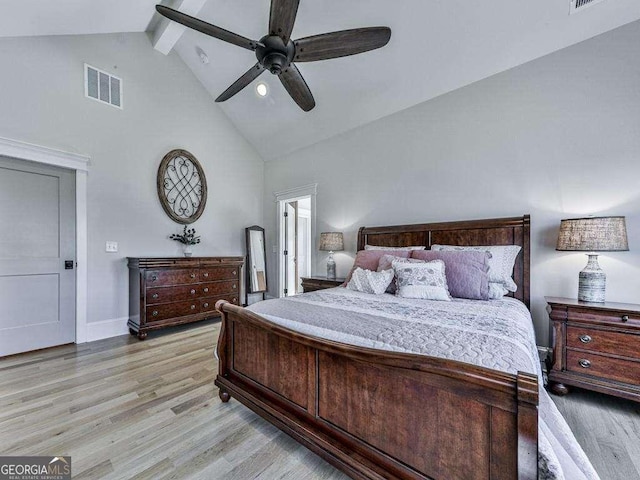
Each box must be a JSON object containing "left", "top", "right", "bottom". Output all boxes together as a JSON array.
[
  {"left": 566, "top": 326, "right": 640, "bottom": 360},
  {"left": 566, "top": 349, "right": 640, "bottom": 385},
  {"left": 567, "top": 308, "right": 640, "bottom": 328}
]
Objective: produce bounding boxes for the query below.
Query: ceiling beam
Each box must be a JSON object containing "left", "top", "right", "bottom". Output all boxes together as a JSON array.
[{"left": 153, "top": 0, "right": 208, "bottom": 55}]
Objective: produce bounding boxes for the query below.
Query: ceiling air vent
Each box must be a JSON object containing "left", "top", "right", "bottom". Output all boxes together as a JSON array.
[
  {"left": 84, "top": 64, "right": 122, "bottom": 109},
  {"left": 570, "top": 0, "right": 606, "bottom": 14}
]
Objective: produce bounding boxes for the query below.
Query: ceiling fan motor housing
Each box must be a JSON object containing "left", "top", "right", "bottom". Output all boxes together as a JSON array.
[{"left": 256, "top": 35, "right": 295, "bottom": 74}]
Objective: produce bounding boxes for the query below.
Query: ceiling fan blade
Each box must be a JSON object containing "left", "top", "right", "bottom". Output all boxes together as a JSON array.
[
  {"left": 269, "top": 0, "right": 300, "bottom": 44},
  {"left": 294, "top": 27, "right": 391, "bottom": 62},
  {"left": 156, "top": 5, "right": 257, "bottom": 51},
  {"left": 278, "top": 63, "right": 315, "bottom": 112},
  {"left": 215, "top": 64, "right": 265, "bottom": 102}
]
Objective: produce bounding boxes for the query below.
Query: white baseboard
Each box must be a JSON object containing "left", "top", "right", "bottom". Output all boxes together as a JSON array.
[{"left": 85, "top": 316, "right": 129, "bottom": 342}]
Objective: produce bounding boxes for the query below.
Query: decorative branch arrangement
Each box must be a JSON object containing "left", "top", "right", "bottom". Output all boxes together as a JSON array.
[{"left": 169, "top": 226, "right": 201, "bottom": 245}]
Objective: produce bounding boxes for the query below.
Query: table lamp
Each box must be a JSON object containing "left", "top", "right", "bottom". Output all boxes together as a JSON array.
[
  {"left": 319, "top": 232, "right": 344, "bottom": 279},
  {"left": 556, "top": 216, "right": 628, "bottom": 302}
]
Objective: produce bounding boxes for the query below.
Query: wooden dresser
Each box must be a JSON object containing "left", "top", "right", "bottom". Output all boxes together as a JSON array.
[
  {"left": 128, "top": 257, "right": 243, "bottom": 339},
  {"left": 300, "top": 276, "right": 345, "bottom": 292},
  {"left": 546, "top": 296, "right": 640, "bottom": 402}
]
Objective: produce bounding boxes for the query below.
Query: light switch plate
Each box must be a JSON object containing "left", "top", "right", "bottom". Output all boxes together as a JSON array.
[{"left": 106, "top": 241, "right": 118, "bottom": 253}]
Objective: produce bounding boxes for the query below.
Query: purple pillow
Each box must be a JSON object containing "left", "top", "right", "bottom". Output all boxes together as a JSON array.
[
  {"left": 410, "top": 250, "right": 490, "bottom": 300},
  {"left": 343, "top": 250, "right": 411, "bottom": 286}
]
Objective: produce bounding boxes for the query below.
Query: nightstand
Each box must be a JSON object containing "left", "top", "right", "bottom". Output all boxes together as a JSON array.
[
  {"left": 300, "top": 276, "right": 345, "bottom": 293},
  {"left": 546, "top": 296, "right": 640, "bottom": 403}
]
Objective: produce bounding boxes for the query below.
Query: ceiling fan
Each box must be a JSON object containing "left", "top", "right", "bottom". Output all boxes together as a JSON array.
[{"left": 156, "top": 0, "right": 391, "bottom": 112}]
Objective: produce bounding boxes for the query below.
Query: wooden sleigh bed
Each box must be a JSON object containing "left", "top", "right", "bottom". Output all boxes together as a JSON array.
[{"left": 215, "top": 215, "right": 536, "bottom": 480}]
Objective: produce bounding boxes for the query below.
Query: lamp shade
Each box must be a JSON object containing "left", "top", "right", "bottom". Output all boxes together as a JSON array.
[
  {"left": 556, "top": 216, "right": 629, "bottom": 252},
  {"left": 319, "top": 232, "right": 344, "bottom": 251}
]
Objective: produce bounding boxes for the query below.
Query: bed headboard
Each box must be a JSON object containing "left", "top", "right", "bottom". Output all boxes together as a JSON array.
[{"left": 357, "top": 215, "right": 530, "bottom": 308}]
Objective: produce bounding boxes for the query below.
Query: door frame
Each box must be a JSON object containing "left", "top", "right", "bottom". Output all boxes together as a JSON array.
[
  {"left": 274, "top": 183, "right": 317, "bottom": 298},
  {"left": 0, "top": 136, "right": 90, "bottom": 343}
]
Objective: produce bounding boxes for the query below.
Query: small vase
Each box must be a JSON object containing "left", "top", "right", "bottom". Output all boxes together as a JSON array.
[{"left": 183, "top": 245, "right": 193, "bottom": 257}]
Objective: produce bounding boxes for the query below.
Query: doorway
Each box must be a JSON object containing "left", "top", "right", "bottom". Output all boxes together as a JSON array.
[
  {"left": 0, "top": 156, "right": 76, "bottom": 356},
  {"left": 276, "top": 185, "right": 316, "bottom": 298}
]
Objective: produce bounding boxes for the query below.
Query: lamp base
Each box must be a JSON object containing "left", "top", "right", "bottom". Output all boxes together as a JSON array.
[
  {"left": 578, "top": 254, "right": 606, "bottom": 303},
  {"left": 326, "top": 251, "right": 336, "bottom": 280}
]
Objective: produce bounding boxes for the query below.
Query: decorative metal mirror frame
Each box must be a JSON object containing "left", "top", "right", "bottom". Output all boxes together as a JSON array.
[{"left": 157, "top": 149, "right": 208, "bottom": 224}]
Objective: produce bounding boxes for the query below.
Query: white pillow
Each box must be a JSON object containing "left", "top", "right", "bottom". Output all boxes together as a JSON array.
[
  {"left": 488, "top": 282, "right": 509, "bottom": 299},
  {"left": 431, "top": 244, "right": 521, "bottom": 292},
  {"left": 365, "top": 244, "right": 426, "bottom": 251},
  {"left": 346, "top": 267, "right": 395, "bottom": 295},
  {"left": 392, "top": 260, "right": 451, "bottom": 301}
]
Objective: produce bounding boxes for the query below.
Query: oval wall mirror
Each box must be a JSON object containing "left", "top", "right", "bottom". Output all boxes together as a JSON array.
[
  {"left": 246, "top": 225, "right": 268, "bottom": 303},
  {"left": 157, "top": 149, "right": 207, "bottom": 224}
]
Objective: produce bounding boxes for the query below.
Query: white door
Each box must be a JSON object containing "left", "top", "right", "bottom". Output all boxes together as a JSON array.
[
  {"left": 284, "top": 201, "right": 297, "bottom": 296},
  {"left": 0, "top": 156, "right": 76, "bottom": 357}
]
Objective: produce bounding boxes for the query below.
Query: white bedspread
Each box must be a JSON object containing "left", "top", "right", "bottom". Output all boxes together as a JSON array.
[{"left": 247, "top": 287, "right": 600, "bottom": 480}]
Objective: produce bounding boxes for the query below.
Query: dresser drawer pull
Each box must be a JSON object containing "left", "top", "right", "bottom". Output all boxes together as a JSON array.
[
  {"left": 152, "top": 310, "right": 158, "bottom": 317},
  {"left": 152, "top": 293, "right": 159, "bottom": 299},
  {"left": 151, "top": 275, "right": 157, "bottom": 282},
  {"left": 622, "top": 315, "right": 629, "bottom": 323},
  {"left": 203, "top": 272, "right": 209, "bottom": 278},
  {"left": 191, "top": 304, "right": 196, "bottom": 310},
  {"left": 190, "top": 273, "right": 196, "bottom": 279},
  {"left": 578, "top": 359, "right": 591, "bottom": 368},
  {"left": 232, "top": 298, "right": 237, "bottom": 303},
  {"left": 190, "top": 289, "right": 196, "bottom": 295},
  {"left": 233, "top": 271, "right": 237, "bottom": 276},
  {"left": 579, "top": 334, "right": 592, "bottom": 344},
  {"left": 233, "top": 284, "right": 237, "bottom": 289},
  {"left": 204, "top": 287, "right": 209, "bottom": 293},
  {"left": 203, "top": 303, "right": 209, "bottom": 308}
]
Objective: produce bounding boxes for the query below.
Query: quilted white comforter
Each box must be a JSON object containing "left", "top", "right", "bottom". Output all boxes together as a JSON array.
[{"left": 247, "top": 287, "right": 600, "bottom": 480}]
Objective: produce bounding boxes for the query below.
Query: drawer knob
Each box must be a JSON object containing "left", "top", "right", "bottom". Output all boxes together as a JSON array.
[
  {"left": 190, "top": 273, "right": 196, "bottom": 279},
  {"left": 233, "top": 271, "right": 237, "bottom": 276},
  {"left": 191, "top": 304, "right": 196, "bottom": 310},
  {"left": 152, "top": 310, "right": 158, "bottom": 316},
  {"left": 151, "top": 275, "right": 157, "bottom": 282},
  {"left": 152, "top": 293, "right": 159, "bottom": 299},
  {"left": 622, "top": 315, "right": 629, "bottom": 323},
  {"left": 203, "top": 272, "right": 209, "bottom": 278},
  {"left": 190, "top": 289, "right": 196, "bottom": 294},
  {"left": 203, "top": 303, "right": 209, "bottom": 308},
  {"left": 233, "top": 284, "right": 237, "bottom": 289},
  {"left": 233, "top": 298, "right": 237, "bottom": 303},
  {"left": 578, "top": 359, "right": 591, "bottom": 368},
  {"left": 579, "top": 334, "right": 592, "bottom": 344},
  {"left": 204, "top": 288, "right": 209, "bottom": 293}
]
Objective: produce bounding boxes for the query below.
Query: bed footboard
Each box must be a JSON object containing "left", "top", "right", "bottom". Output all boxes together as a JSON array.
[{"left": 214, "top": 300, "right": 538, "bottom": 480}]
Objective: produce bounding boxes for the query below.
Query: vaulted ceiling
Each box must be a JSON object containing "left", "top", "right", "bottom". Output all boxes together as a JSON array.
[{"left": 3, "top": 0, "right": 640, "bottom": 160}]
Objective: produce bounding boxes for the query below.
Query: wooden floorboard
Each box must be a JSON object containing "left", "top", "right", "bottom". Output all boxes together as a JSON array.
[{"left": 0, "top": 320, "right": 637, "bottom": 479}]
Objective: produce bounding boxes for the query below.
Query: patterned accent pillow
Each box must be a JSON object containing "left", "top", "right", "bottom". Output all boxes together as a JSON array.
[
  {"left": 392, "top": 260, "right": 451, "bottom": 301},
  {"left": 365, "top": 244, "right": 426, "bottom": 251},
  {"left": 343, "top": 250, "right": 411, "bottom": 286},
  {"left": 346, "top": 267, "right": 395, "bottom": 295},
  {"left": 377, "top": 255, "right": 425, "bottom": 294},
  {"left": 431, "top": 244, "right": 521, "bottom": 292}
]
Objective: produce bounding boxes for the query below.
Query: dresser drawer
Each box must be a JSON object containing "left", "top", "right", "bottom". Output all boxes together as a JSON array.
[
  {"left": 567, "top": 307, "right": 640, "bottom": 328},
  {"left": 200, "top": 280, "right": 238, "bottom": 296},
  {"left": 146, "top": 300, "right": 199, "bottom": 322},
  {"left": 566, "top": 349, "right": 640, "bottom": 385},
  {"left": 146, "top": 269, "right": 199, "bottom": 286},
  {"left": 147, "top": 285, "right": 202, "bottom": 305},
  {"left": 567, "top": 326, "right": 640, "bottom": 360},
  {"left": 200, "top": 294, "right": 239, "bottom": 313},
  {"left": 199, "top": 267, "right": 238, "bottom": 282}
]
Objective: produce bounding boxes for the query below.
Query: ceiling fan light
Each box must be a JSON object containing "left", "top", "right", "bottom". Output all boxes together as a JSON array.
[{"left": 256, "top": 83, "right": 268, "bottom": 97}]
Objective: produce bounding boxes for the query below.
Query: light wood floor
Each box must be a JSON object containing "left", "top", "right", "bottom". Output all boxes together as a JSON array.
[{"left": 1, "top": 321, "right": 638, "bottom": 480}]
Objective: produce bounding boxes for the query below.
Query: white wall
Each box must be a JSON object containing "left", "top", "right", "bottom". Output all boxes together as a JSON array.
[
  {"left": 0, "top": 33, "right": 263, "bottom": 338},
  {"left": 264, "top": 20, "right": 640, "bottom": 346}
]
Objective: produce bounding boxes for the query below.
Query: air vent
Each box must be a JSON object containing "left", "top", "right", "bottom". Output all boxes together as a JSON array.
[
  {"left": 570, "top": 0, "right": 606, "bottom": 14},
  {"left": 84, "top": 64, "right": 122, "bottom": 109}
]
